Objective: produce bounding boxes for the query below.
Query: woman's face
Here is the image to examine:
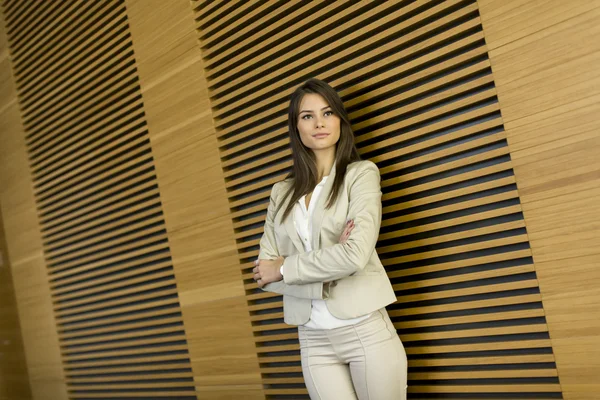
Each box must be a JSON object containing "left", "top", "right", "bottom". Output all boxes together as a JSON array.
[{"left": 297, "top": 93, "right": 341, "bottom": 153}]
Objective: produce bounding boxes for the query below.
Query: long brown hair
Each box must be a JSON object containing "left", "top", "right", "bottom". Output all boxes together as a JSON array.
[{"left": 280, "top": 78, "right": 361, "bottom": 220}]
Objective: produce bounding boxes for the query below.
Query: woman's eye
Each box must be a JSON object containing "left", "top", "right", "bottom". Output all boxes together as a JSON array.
[
  {"left": 301, "top": 114, "right": 312, "bottom": 120},
  {"left": 324, "top": 110, "right": 333, "bottom": 117}
]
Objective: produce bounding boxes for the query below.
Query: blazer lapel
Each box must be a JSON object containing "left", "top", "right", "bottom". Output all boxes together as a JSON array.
[
  {"left": 278, "top": 182, "right": 306, "bottom": 254},
  {"left": 311, "top": 161, "right": 337, "bottom": 251}
]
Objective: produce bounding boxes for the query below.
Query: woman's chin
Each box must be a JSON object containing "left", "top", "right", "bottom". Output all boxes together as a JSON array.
[{"left": 308, "top": 143, "right": 337, "bottom": 152}]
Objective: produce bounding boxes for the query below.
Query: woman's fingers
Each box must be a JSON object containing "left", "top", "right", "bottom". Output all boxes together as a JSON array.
[
  {"left": 252, "top": 259, "right": 261, "bottom": 274},
  {"left": 339, "top": 220, "right": 355, "bottom": 243},
  {"left": 345, "top": 220, "right": 355, "bottom": 231}
]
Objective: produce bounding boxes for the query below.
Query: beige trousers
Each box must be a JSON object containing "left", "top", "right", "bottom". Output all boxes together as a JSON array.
[{"left": 298, "top": 308, "right": 408, "bottom": 400}]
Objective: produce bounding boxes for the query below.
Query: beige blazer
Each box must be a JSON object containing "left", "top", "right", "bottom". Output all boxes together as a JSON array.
[{"left": 259, "top": 160, "right": 397, "bottom": 326}]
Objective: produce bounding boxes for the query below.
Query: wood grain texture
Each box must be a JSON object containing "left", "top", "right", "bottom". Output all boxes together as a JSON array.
[
  {"left": 1, "top": 1, "right": 196, "bottom": 398},
  {"left": 4, "top": 0, "right": 595, "bottom": 398},
  {"left": 0, "top": 194, "right": 32, "bottom": 400},
  {"left": 0, "top": 13, "right": 66, "bottom": 400},
  {"left": 125, "top": 0, "right": 264, "bottom": 398},
  {"left": 478, "top": 1, "right": 600, "bottom": 398}
]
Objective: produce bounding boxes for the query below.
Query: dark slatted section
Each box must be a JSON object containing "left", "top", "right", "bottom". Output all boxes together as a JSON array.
[
  {"left": 1, "top": 1, "right": 196, "bottom": 399},
  {"left": 193, "top": 0, "right": 562, "bottom": 398}
]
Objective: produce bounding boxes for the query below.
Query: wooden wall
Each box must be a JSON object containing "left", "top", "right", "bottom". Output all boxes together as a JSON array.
[
  {"left": 0, "top": 1, "right": 198, "bottom": 399},
  {"left": 478, "top": 1, "right": 600, "bottom": 398},
  {"left": 0, "top": 14, "right": 67, "bottom": 400},
  {"left": 125, "top": 0, "right": 264, "bottom": 398},
  {"left": 0, "top": 196, "right": 31, "bottom": 400},
  {"left": 0, "top": 1, "right": 598, "bottom": 399},
  {"left": 0, "top": 16, "right": 29, "bottom": 400}
]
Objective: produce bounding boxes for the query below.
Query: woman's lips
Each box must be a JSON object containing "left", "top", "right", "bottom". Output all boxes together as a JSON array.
[{"left": 313, "top": 133, "right": 329, "bottom": 138}]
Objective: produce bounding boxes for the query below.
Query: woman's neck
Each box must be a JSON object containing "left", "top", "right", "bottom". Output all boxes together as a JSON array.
[{"left": 312, "top": 148, "right": 336, "bottom": 181}]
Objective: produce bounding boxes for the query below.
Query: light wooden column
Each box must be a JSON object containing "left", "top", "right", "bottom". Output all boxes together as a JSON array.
[
  {"left": 125, "top": 1, "right": 264, "bottom": 398},
  {"left": 478, "top": 1, "right": 600, "bottom": 398},
  {"left": 0, "top": 18, "right": 67, "bottom": 400},
  {"left": 0, "top": 206, "right": 32, "bottom": 400}
]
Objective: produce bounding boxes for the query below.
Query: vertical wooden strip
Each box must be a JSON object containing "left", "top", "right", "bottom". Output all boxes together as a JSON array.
[
  {"left": 125, "top": 0, "right": 265, "bottom": 398},
  {"left": 478, "top": 1, "right": 600, "bottom": 399},
  {"left": 0, "top": 183, "right": 33, "bottom": 400}
]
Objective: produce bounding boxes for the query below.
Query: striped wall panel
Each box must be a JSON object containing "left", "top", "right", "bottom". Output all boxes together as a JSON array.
[
  {"left": 1, "top": 1, "right": 196, "bottom": 399},
  {"left": 192, "top": 0, "right": 563, "bottom": 398}
]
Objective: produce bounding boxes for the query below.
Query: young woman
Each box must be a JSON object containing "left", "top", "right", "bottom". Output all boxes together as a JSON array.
[{"left": 252, "top": 78, "right": 407, "bottom": 400}]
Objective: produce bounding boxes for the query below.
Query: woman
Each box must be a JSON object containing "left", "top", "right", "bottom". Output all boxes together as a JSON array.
[{"left": 252, "top": 78, "right": 407, "bottom": 400}]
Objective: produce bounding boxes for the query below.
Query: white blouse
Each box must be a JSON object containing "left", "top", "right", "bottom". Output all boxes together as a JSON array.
[{"left": 289, "top": 175, "right": 370, "bottom": 330}]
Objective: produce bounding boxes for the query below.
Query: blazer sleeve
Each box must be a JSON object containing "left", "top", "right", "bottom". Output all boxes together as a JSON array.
[
  {"left": 258, "top": 182, "right": 330, "bottom": 300},
  {"left": 282, "top": 162, "right": 382, "bottom": 285}
]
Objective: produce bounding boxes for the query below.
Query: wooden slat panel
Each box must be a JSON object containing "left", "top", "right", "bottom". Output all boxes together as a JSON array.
[
  {"left": 51, "top": 259, "right": 173, "bottom": 294},
  {"left": 36, "top": 144, "right": 153, "bottom": 210},
  {"left": 57, "top": 307, "right": 180, "bottom": 333},
  {"left": 54, "top": 269, "right": 175, "bottom": 303},
  {"left": 33, "top": 129, "right": 151, "bottom": 197},
  {"left": 195, "top": 0, "right": 256, "bottom": 38},
  {"left": 8, "top": 2, "right": 75, "bottom": 61},
  {"left": 42, "top": 185, "right": 159, "bottom": 239},
  {"left": 54, "top": 288, "right": 179, "bottom": 318},
  {"left": 53, "top": 277, "right": 176, "bottom": 311},
  {"left": 65, "top": 391, "right": 197, "bottom": 398},
  {"left": 22, "top": 15, "right": 133, "bottom": 127},
  {"left": 0, "top": 2, "right": 69, "bottom": 398},
  {"left": 64, "top": 353, "right": 191, "bottom": 369},
  {"left": 216, "top": 30, "right": 487, "bottom": 154},
  {"left": 0, "top": 1, "right": 195, "bottom": 398},
  {"left": 213, "top": 1, "right": 472, "bottom": 105},
  {"left": 44, "top": 209, "right": 162, "bottom": 257},
  {"left": 50, "top": 241, "right": 170, "bottom": 277},
  {"left": 59, "top": 315, "right": 183, "bottom": 341},
  {"left": 65, "top": 363, "right": 191, "bottom": 376},
  {"left": 216, "top": 31, "right": 487, "bottom": 148},
  {"left": 56, "top": 297, "right": 180, "bottom": 324},
  {"left": 33, "top": 128, "right": 149, "bottom": 194},
  {"left": 216, "top": 4, "right": 482, "bottom": 128},
  {"left": 12, "top": 2, "right": 112, "bottom": 85},
  {"left": 204, "top": 1, "right": 313, "bottom": 67},
  {"left": 28, "top": 75, "right": 141, "bottom": 164},
  {"left": 61, "top": 328, "right": 186, "bottom": 351}
]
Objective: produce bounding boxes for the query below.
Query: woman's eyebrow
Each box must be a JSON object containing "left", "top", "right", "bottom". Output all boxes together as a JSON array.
[{"left": 299, "top": 106, "right": 331, "bottom": 113}]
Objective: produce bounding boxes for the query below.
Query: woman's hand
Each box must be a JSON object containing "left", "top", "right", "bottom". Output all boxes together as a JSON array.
[
  {"left": 253, "top": 256, "right": 284, "bottom": 288},
  {"left": 254, "top": 220, "right": 353, "bottom": 288},
  {"left": 339, "top": 219, "right": 355, "bottom": 244}
]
